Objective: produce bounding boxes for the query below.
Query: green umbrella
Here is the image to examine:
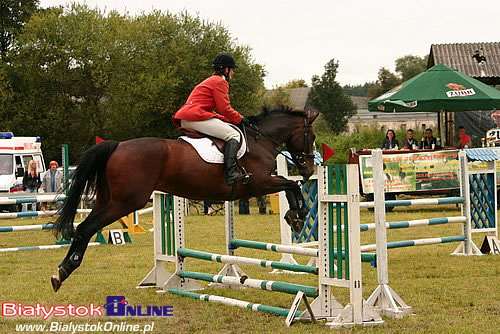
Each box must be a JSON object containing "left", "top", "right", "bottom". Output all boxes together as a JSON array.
[{"left": 368, "top": 64, "right": 500, "bottom": 112}]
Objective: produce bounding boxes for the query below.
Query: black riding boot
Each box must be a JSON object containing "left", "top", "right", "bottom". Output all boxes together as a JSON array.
[{"left": 224, "top": 139, "right": 248, "bottom": 185}]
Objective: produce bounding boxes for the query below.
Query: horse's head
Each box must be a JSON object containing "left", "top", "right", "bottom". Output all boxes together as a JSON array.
[
  {"left": 250, "top": 107, "right": 319, "bottom": 180},
  {"left": 284, "top": 109, "right": 319, "bottom": 180}
]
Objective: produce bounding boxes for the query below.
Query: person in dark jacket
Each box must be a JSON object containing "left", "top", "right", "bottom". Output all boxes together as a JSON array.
[
  {"left": 421, "top": 128, "right": 440, "bottom": 149},
  {"left": 402, "top": 129, "right": 419, "bottom": 150},
  {"left": 22, "top": 160, "right": 41, "bottom": 212},
  {"left": 381, "top": 129, "right": 399, "bottom": 150}
]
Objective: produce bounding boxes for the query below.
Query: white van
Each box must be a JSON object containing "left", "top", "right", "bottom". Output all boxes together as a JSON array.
[{"left": 0, "top": 132, "right": 46, "bottom": 195}]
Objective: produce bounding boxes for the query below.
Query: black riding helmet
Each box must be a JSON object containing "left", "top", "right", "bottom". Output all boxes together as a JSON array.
[{"left": 212, "top": 53, "right": 237, "bottom": 69}]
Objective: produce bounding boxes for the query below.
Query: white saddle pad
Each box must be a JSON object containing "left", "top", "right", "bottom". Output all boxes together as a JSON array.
[{"left": 180, "top": 126, "right": 247, "bottom": 164}]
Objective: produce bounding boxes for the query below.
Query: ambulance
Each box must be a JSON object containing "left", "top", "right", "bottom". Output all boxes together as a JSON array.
[{"left": 0, "top": 132, "right": 46, "bottom": 195}]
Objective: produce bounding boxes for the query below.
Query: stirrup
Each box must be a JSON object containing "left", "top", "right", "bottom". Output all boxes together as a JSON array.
[{"left": 226, "top": 173, "right": 250, "bottom": 186}]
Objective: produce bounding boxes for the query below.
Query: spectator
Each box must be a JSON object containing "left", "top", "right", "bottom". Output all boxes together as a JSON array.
[
  {"left": 257, "top": 195, "right": 267, "bottom": 214},
  {"left": 402, "top": 129, "right": 418, "bottom": 150},
  {"left": 22, "top": 160, "right": 41, "bottom": 213},
  {"left": 421, "top": 128, "right": 440, "bottom": 149},
  {"left": 455, "top": 126, "right": 472, "bottom": 148},
  {"left": 238, "top": 199, "right": 249, "bottom": 215},
  {"left": 381, "top": 129, "right": 399, "bottom": 150},
  {"left": 42, "top": 161, "right": 64, "bottom": 210}
]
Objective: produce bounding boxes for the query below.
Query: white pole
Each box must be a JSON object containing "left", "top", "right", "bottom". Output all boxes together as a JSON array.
[{"left": 372, "top": 150, "right": 389, "bottom": 286}]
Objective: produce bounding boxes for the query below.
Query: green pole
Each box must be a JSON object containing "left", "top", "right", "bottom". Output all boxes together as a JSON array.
[
  {"left": 160, "top": 194, "right": 166, "bottom": 255},
  {"left": 343, "top": 164, "right": 349, "bottom": 280},
  {"left": 335, "top": 165, "right": 343, "bottom": 279},
  {"left": 61, "top": 144, "right": 69, "bottom": 195},
  {"left": 327, "top": 166, "right": 334, "bottom": 278}
]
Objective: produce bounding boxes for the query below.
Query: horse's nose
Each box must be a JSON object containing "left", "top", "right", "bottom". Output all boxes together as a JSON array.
[{"left": 301, "top": 167, "right": 314, "bottom": 181}]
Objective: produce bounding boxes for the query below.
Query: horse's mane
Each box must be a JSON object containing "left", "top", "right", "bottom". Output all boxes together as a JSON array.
[{"left": 247, "top": 106, "right": 306, "bottom": 125}]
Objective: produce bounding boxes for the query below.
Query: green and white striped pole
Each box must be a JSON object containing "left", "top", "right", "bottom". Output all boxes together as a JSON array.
[
  {"left": 169, "top": 288, "right": 303, "bottom": 318},
  {"left": 61, "top": 144, "right": 69, "bottom": 195}
]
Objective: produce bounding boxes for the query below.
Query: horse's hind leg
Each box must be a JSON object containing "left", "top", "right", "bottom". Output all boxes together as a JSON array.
[{"left": 51, "top": 200, "right": 133, "bottom": 292}]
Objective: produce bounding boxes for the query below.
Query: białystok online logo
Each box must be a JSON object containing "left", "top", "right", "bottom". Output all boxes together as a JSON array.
[
  {"left": 104, "top": 296, "right": 173, "bottom": 317},
  {"left": 1, "top": 303, "right": 102, "bottom": 320},
  {"left": 1, "top": 296, "right": 173, "bottom": 319}
]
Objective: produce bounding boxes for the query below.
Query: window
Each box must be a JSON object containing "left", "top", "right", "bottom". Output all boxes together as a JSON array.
[
  {"left": 33, "top": 155, "right": 45, "bottom": 172},
  {"left": 15, "top": 155, "right": 22, "bottom": 169},
  {"left": 22, "top": 155, "right": 33, "bottom": 171},
  {"left": 0, "top": 154, "right": 13, "bottom": 175}
]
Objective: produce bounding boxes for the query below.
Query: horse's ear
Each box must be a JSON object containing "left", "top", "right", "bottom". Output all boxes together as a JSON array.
[{"left": 307, "top": 110, "right": 320, "bottom": 123}]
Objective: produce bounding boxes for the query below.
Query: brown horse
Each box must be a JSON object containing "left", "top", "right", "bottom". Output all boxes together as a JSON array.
[{"left": 51, "top": 107, "right": 319, "bottom": 292}]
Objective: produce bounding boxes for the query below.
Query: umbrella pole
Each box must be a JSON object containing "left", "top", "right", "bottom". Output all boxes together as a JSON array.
[{"left": 438, "top": 110, "right": 446, "bottom": 147}]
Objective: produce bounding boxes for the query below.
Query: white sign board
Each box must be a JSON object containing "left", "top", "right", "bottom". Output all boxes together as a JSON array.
[{"left": 486, "top": 128, "right": 500, "bottom": 143}]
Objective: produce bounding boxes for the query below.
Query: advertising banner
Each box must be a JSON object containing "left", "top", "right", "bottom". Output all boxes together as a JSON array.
[{"left": 359, "top": 150, "right": 461, "bottom": 193}]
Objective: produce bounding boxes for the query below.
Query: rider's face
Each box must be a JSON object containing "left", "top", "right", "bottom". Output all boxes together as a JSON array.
[{"left": 227, "top": 68, "right": 234, "bottom": 80}]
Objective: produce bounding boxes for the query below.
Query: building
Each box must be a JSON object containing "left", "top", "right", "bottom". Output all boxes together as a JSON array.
[
  {"left": 428, "top": 42, "right": 500, "bottom": 85},
  {"left": 427, "top": 42, "right": 500, "bottom": 146},
  {"left": 284, "top": 87, "right": 437, "bottom": 133}
]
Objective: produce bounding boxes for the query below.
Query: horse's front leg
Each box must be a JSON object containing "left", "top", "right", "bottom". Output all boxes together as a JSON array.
[{"left": 261, "top": 176, "right": 308, "bottom": 234}]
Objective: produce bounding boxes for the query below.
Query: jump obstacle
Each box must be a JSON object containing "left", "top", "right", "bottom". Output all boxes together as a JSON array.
[
  {"left": 0, "top": 194, "right": 100, "bottom": 252},
  {"left": 365, "top": 149, "right": 498, "bottom": 318},
  {"left": 0, "top": 194, "right": 151, "bottom": 252},
  {"left": 136, "top": 148, "right": 497, "bottom": 326},
  {"left": 275, "top": 148, "right": 498, "bottom": 318},
  {"left": 0, "top": 144, "right": 151, "bottom": 253},
  {"left": 137, "top": 166, "right": 384, "bottom": 328}
]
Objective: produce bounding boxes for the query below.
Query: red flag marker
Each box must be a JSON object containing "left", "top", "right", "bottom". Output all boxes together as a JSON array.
[
  {"left": 321, "top": 143, "right": 335, "bottom": 162},
  {"left": 96, "top": 136, "right": 105, "bottom": 144}
]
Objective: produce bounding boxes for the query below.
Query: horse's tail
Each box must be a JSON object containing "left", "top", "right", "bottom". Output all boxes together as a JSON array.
[{"left": 53, "top": 140, "right": 119, "bottom": 240}]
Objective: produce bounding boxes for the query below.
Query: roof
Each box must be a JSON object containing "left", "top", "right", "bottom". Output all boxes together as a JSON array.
[
  {"left": 428, "top": 42, "right": 500, "bottom": 85},
  {"left": 287, "top": 87, "right": 311, "bottom": 110},
  {"left": 350, "top": 109, "right": 437, "bottom": 122},
  {"left": 284, "top": 88, "right": 436, "bottom": 122},
  {"left": 464, "top": 148, "right": 498, "bottom": 161}
]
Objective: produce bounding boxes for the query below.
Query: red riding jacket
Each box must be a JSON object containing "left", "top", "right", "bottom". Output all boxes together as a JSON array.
[{"left": 172, "top": 75, "right": 243, "bottom": 127}]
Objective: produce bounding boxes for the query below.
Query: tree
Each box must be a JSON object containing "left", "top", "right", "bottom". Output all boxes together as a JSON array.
[
  {"left": 0, "top": 0, "right": 39, "bottom": 58},
  {"left": 395, "top": 54, "right": 428, "bottom": 81},
  {"left": 343, "top": 82, "right": 375, "bottom": 97},
  {"left": 1, "top": 5, "right": 265, "bottom": 163},
  {"left": 259, "top": 85, "right": 291, "bottom": 108},
  {"left": 369, "top": 54, "right": 428, "bottom": 99},
  {"left": 368, "top": 67, "right": 402, "bottom": 99},
  {"left": 308, "top": 59, "right": 357, "bottom": 134},
  {"left": 283, "top": 79, "right": 308, "bottom": 88}
]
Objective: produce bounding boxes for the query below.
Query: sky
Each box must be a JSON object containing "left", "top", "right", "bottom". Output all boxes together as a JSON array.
[{"left": 38, "top": 0, "right": 500, "bottom": 88}]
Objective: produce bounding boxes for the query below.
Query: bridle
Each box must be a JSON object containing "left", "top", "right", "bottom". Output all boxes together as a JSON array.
[
  {"left": 291, "top": 113, "right": 316, "bottom": 167},
  {"left": 245, "top": 111, "right": 315, "bottom": 167}
]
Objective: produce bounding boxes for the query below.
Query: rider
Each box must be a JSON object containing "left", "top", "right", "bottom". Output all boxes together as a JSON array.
[{"left": 172, "top": 53, "right": 251, "bottom": 185}]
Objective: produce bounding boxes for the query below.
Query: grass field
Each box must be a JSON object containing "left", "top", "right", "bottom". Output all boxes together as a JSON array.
[{"left": 0, "top": 201, "right": 499, "bottom": 334}]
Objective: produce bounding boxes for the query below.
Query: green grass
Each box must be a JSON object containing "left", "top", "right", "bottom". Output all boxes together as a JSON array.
[{"left": 0, "top": 204, "right": 499, "bottom": 333}]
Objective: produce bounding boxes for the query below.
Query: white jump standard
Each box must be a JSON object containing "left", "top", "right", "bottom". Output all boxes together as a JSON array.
[{"left": 138, "top": 165, "right": 383, "bottom": 327}]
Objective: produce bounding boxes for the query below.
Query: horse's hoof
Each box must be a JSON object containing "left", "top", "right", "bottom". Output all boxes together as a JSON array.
[
  {"left": 284, "top": 210, "right": 304, "bottom": 234},
  {"left": 291, "top": 219, "right": 304, "bottom": 234},
  {"left": 51, "top": 267, "right": 68, "bottom": 292},
  {"left": 51, "top": 275, "right": 61, "bottom": 292},
  {"left": 299, "top": 208, "right": 309, "bottom": 220}
]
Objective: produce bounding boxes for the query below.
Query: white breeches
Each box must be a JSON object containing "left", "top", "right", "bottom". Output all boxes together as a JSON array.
[{"left": 181, "top": 118, "right": 240, "bottom": 142}]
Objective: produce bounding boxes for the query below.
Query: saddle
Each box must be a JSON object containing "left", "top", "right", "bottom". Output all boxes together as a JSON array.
[
  {"left": 179, "top": 128, "right": 228, "bottom": 153},
  {"left": 178, "top": 127, "right": 243, "bottom": 154},
  {"left": 177, "top": 126, "right": 247, "bottom": 164}
]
